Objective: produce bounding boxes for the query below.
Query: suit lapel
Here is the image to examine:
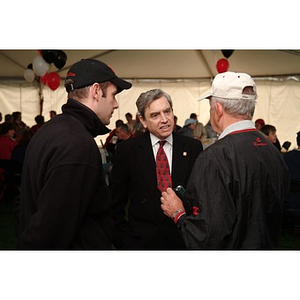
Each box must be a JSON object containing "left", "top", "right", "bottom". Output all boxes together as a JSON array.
[{"left": 172, "top": 133, "right": 190, "bottom": 187}]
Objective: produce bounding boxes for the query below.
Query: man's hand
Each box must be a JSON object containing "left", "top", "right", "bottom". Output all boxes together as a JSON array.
[{"left": 160, "top": 187, "right": 185, "bottom": 219}]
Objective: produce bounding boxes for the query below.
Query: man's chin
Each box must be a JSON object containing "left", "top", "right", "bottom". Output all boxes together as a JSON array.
[{"left": 159, "top": 130, "right": 173, "bottom": 139}]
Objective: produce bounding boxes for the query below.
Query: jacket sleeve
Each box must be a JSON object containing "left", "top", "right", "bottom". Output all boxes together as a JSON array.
[{"left": 177, "top": 156, "right": 237, "bottom": 249}]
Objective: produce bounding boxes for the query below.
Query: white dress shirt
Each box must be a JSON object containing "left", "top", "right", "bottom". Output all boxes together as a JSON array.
[{"left": 150, "top": 133, "right": 173, "bottom": 174}]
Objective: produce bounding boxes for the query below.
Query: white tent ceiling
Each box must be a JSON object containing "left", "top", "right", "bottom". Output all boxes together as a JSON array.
[{"left": 0, "top": 49, "right": 300, "bottom": 81}]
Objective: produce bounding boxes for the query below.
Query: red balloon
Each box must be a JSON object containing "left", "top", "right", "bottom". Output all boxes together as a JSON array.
[
  {"left": 216, "top": 58, "right": 229, "bottom": 73},
  {"left": 47, "top": 72, "right": 61, "bottom": 91},
  {"left": 40, "top": 73, "right": 48, "bottom": 85}
]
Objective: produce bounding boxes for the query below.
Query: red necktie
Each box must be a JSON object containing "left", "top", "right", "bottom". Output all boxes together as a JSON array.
[{"left": 156, "top": 141, "right": 172, "bottom": 192}]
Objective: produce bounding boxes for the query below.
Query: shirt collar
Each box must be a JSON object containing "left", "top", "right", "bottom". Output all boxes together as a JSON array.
[
  {"left": 150, "top": 132, "right": 173, "bottom": 147},
  {"left": 219, "top": 120, "right": 256, "bottom": 140}
]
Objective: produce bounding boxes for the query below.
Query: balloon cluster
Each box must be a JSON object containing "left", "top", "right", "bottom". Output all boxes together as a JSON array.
[
  {"left": 216, "top": 50, "right": 234, "bottom": 73},
  {"left": 23, "top": 50, "right": 67, "bottom": 91}
]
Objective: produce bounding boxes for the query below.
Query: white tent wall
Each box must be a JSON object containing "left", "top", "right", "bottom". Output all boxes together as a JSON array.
[
  {"left": 0, "top": 82, "right": 66, "bottom": 123},
  {"left": 252, "top": 79, "right": 300, "bottom": 148},
  {"left": 0, "top": 79, "right": 299, "bottom": 149}
]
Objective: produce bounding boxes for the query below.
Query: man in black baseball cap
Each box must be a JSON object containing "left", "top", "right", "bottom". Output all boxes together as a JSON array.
[{"left": 18, "top": 59, "right": 132, "bottom": 249}]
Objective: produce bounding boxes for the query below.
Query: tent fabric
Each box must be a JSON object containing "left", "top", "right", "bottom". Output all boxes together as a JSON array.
[{"left": 0, "top": 78, "right": 299, "bottom": 149}]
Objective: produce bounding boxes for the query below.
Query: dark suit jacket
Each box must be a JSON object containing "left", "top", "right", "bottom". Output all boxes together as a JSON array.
[{"left": 111, "top": 131, "right": 203, "bottom": 249}]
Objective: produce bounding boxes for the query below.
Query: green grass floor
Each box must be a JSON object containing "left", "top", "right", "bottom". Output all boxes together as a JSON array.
[{"left": 1, "top": 199, "right": 300, "bottom": 250}]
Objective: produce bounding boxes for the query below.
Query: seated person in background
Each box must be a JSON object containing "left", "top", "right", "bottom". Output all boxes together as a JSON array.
[
  {"left": 0, "top": 122, "right": 17, "bottom": 194},
  {"left": 49, "top": 110, "right": 57, "bottom": 119},
  {"left": 31, "top": 115, "right": 45, "bottom": 133},
  {"left": 0, "top": 122, "right": 17, "bottom": 160},
  {"left": 104, "top": 123, "right": 134, "bottom": 184},
  {"left": 11, "top": 129, "right": 34, "bottom": 164},
  {"left": 281, "top": 141, "right": 291, "bottom": 153},
  {"left": 4, "top": 114, "right": 14, "bottom": 123},
  {"left": 125, "top": 112, "right": 136, "bottom": 133},
  {"left": 178, "top": 118, "right": 197, "bottom": 139},
  {"left": 173, "top": 116, "right": 182, "bottom": 133},
  {"left": 104, "top": 119, "right": 124, "bottom": 162},
  {"left": 205, "top": 120, "right": 218, "bottom": 139},
  {"left": 190, "top": 113, "right": 207, "bottom": 141},
  {"left": 115, "top": 123, "right": 133, "bottom": 144},
  {"left": 254, "top": 118, "right": 265, "bottom": 130},
  {"left": 131, "top": 113, "right": 146, "bottom": 137},
  {"left": 260, "top": 124, "right": 281, "bottom": 151},
  {"left": 12, "top": 111, "right": 28, "bottom": 139}
]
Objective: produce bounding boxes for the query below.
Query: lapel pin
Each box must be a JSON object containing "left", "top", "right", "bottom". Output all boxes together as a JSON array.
[{"left": 183, "top": 152, "right": 187, "bottom": 156}]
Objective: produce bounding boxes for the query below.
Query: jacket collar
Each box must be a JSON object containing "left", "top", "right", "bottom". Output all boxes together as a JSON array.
[{"left": 62, "top": 98, "right": 110, "bottom": 137}]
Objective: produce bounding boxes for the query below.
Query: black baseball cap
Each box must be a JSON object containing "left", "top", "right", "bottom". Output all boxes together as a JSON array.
[{"left": 65, "top": 59, "right": 132, "bottom": 93}]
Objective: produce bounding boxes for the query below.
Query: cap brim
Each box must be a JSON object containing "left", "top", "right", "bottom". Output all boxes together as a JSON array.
[
  {"left": 111, "top": 77, "right": 132, "bottom": 93},
  {"left": 198, "top": 92, "right": 212, "bottom": 101}
]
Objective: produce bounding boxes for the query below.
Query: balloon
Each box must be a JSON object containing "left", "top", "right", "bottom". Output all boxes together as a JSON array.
[
  {"left": 221, "top": 50, "right": 234, "bottom": 59},
  {"left": 41, "top": 50, "right": 59, "bottom": 64},
  {"left": 54, "top": 50, "right": 67, "bottom": 69},
  {"left": 216, "top": 58, "right": 229, "bottom": 73},
  {"left": 27, "top": 63, "right": 33, "bottom": 70},
  {"left": 24, "top": 68, "right": 35, "bottom": 83},
  {"left": 40, "top": 73, "right": 49, "bottom": 85},
  {"left": 47, "top": 72, "right": 61, "bottom": 91},
  {"left": 32, "top": 55, "right": 49, "bottom": 77}
]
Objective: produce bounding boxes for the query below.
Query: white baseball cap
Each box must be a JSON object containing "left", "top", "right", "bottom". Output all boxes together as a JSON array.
[{"left": 199, "top": 71, "right": 257, "bottom": 101}]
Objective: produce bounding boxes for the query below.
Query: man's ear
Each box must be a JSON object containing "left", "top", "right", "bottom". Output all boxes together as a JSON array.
[
  {"left": 138, "top": 115, "right": 147, "bottom": 129},
  {"left": 214, "top": 102, "right": 224, "bottom": 121},
  {"left": 91, "top": 83, "right": 103, "bottom": 100}
]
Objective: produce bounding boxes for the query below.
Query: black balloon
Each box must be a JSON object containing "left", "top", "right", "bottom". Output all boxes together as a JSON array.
[
  {"left": 41, "top": 50, "right": 59, "bottom": 64},
  {"left": 27, "top": 63, "right": 33, "bottom": 70},
  {"left": 221, "top": 50, "right": 234, "bottom": 59},
  {"left": 54, "top": 50, "right": 67, "bottom": 69}
]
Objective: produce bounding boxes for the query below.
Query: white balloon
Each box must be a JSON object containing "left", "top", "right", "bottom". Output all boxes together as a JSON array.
[
  {"left": 32, "top": 56, "right": 49, "bottom": 77},
  {"left": 24, "top": 68, "right": 35, "bottom": 83}
]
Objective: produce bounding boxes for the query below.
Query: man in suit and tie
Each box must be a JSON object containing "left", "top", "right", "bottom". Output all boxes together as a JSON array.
[{"left": 111, "top": 89, "right": 203, "bottom": 249}]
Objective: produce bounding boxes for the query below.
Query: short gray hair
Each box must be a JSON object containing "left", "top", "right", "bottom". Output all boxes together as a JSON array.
[
  {"left": 210, "top": 86, "right": 256, "bottom": 119},
  {"left": 136, "top": 89, "right": 173, "bottom": 118}
]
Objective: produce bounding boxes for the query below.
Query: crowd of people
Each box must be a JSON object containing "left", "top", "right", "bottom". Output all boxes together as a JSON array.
[
  {"left": 0, "top": 111, "right": 57, "bottom": 205},
  {"left": 0, "top": 58, "right": 299, "bottom": 250}
]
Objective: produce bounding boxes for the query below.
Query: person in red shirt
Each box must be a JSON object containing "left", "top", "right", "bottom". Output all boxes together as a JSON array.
[
  {"left": 0, "top": 122, "right": 17, "bottom": 160},
  {"left": 30, "top": 115, "right": 45, "bottom": 133},
  {"left": 0, "top": 122, "right": 17, "bottom": 196}
]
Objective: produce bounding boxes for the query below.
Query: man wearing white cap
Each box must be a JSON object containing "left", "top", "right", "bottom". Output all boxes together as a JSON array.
[{"left": 160, "top": 71, "right": 289, "bottom": 249}]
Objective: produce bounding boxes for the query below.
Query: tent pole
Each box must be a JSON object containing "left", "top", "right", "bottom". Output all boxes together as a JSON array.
[{"left": 37, "top": 80, "right": 44, "bottom": 115}]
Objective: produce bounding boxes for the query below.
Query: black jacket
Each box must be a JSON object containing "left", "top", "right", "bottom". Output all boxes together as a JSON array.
[
  {"left": 177, "top": 130, "right": 290, "bottom": 249},
  {"left": 111, "top": 131, "right": 203, "bottom": 249},
  {"left": 18, "top": 99, "right": 113, "bottom": 249}
]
